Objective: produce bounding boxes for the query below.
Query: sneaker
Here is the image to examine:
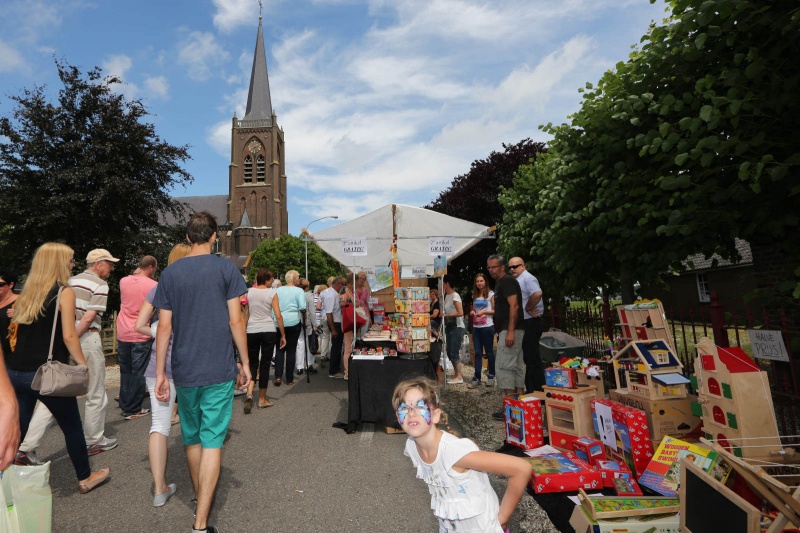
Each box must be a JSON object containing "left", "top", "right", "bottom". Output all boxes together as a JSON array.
[
  {"left": 233, "top": 389, "right": 246, "bottom": 396},
  {"left": 87, "top": 436, "right": 118, "bottom": 455},
  {"left": 467, "top": 379, "right": 480, "bottom": 389},
  {"left": 344, "top": 374, "right": 349, "bottom": 381},
  {"left": 14, "top": 451, "right": 42, "bottom": 466},
  {"left": 123, "top": 409, "right": 151, "bottom": 420},
  {"left": 486, "top": 377, "right": 495, "bottom": 387},
  {"left": 153, "top": 483, "right": 177, "bottom": 507},
  {"left": 491, "top": 409, "right": 505, "bottom": 421}
]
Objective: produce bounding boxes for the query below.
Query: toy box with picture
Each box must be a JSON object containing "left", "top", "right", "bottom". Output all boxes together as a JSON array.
[
  {"left": 637, "top": 436, "right": 718, "bottom": 497},
  {"left": 590, "top": 399, "right": 654, "bottom": 477},
  {"left": 571, "top": 437, "right": 606, "bottom": 465},
  {"left": 525, "top": 452, "right": 602, "bottom": 494},
  {"left": 503, "top": 395, "right": 545, "bottom": 451}
]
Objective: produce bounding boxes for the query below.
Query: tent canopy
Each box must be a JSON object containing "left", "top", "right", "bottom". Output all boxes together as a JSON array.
[{"left": 308, "top": 204, "right": 494, "bottom": 273}]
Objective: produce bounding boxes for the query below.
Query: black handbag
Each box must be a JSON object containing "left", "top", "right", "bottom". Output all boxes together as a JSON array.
[{"left": 308, "top": 330, "right": 319, "bottom": 354}]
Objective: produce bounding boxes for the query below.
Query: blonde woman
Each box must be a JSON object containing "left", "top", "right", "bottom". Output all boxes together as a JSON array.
[
  {"left": 134, "top": 243, "right": 190, "bottom": 506},
  {"left": 7, "top": 243, "right": 109, "bottom": 493}
]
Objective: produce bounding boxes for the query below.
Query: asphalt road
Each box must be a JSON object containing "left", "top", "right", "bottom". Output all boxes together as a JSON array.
[{"left": 33, "top": 362, "right": 438, "bottom": 533}]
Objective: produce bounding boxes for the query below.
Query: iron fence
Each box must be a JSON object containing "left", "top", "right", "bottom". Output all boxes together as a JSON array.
[{"left": 544, "top": 294, "right": 799, "bottom": 442}]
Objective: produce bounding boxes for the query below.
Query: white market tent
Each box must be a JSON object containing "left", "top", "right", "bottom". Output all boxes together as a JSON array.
[{"left": 307, "top": 204, "right": 494, "bottom": 272}]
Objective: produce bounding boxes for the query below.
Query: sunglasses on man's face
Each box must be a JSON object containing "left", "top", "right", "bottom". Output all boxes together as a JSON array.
[
  {"left": 508, "top": 264, "right": 524, "bottom": 270},
  {"left": 0, "top": 282, "right": 7, "bottom": 287}
]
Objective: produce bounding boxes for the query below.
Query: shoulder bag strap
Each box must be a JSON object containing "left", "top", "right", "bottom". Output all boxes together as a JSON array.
[{"left": 47, "top": 287, "right": 64, "bottom": 362}]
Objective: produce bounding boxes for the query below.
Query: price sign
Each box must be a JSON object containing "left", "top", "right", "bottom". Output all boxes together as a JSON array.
[
  {"left": 429, "top": 237, "right": 454, "bottom": 256},
  {"left": 411, "top": 265, "right": 427, "bottom": 278},
  {"left": 747, "top": 329, "right": 790, "bottom": 362},
  {"left": 342, "top": 237, "right": 367, "bottom": 256}
]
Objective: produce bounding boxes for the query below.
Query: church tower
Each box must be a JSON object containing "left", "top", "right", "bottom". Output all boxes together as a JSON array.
[{"left": 225, "top": 16, "right": 288, "bottom": 258}]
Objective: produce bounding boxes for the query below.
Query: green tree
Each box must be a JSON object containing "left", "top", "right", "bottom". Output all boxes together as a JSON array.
[
  {"left": 501, "top": 0, "right": 800, "bottom": 304},
  {"left": 426, "top": 139, "right": 547, "bottom": 294},
  {"left": 247, "top": 234, "right": 347, "bottom": 287},
  {"left": 0, "top": 60, "right": 192, "bottom": 271}
]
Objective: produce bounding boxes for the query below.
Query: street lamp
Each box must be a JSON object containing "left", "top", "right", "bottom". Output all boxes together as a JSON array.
[{"left": 303, "top": 215, "right": 338, "bottom": 282}]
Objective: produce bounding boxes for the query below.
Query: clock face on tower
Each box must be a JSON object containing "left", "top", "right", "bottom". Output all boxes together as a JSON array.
[{"left": 248, "top": 140, "right": 262, "bottom": 154}]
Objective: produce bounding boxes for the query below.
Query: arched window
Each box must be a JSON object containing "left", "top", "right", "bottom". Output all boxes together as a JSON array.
[
  {"left": 707, "top": 377, "right": 721, "bottom": 396},
  {"left": 712, "top": 406, "right": 726, "bottom": 426},
  {"left": 243, "top": 156, "right": 253, "bottom": 182},
  {"left": 256, "top": 155, "right": 266, "bottom": 182}
]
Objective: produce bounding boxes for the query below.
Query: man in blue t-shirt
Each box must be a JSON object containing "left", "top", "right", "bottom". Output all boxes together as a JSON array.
[{"left": 152, "top": 211, "right": 250, "bottom": 533}]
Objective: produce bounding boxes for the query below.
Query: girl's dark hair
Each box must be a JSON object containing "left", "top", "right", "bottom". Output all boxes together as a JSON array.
[
  {"left": 473, "top": 273, "right": 490, "bottom": 299},
  {"left": 256, "top": 269, "right": 274, "bottom": 286}
]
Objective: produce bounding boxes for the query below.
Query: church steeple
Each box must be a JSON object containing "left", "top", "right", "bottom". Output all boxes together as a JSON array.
[{"left": 242, "top": 17, "right": 273, "bottom": 122}]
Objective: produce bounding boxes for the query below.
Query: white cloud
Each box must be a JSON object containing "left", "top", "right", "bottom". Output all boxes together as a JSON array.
[
  {"left": 177, "top": 31, "right": 230, "bottom": 81},
  {"left": 207, "top": 119, "right": 233, "bottom": 157},
  {"left": 101, "top": 54, "right": 138, "bottom": 99},
  {"left": 212, "top": 0, "right": 260, "bottom": 33},
  {"left": 143, "top": 76, "right": 170, "bottom": 99},
  {"left": 0, "top": 40, "right": 25, "bottom": 73}
]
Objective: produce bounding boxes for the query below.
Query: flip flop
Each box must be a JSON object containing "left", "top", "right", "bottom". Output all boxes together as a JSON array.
[{"left": 258, "top": 401, "right": 273, "bottom": 408}]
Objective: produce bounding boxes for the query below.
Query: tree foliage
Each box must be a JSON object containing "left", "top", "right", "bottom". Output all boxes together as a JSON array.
[
  {"left": 426, "top": 139, "right": 547, "bottom": 294},
  {"left": 0, "top": 60, "right": 192, "bottom": 271},
  {"left": 500, "top": 0, "right": 800, "bottom": 303},
  {"left": 247, "top": 234, "right": 348, "bottom": 287}
]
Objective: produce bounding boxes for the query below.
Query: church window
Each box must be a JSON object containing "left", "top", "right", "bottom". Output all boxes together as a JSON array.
[
  {"left": 256, "top": 155, "right": 266, "bottom": 182},
  {"left": 244, "top": 156, "right": 253, "bottom": 183}
]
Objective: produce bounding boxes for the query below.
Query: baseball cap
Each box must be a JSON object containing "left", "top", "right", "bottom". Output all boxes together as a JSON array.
[{"left": 86, "top": 248, "right": 120, "bottom": 263}]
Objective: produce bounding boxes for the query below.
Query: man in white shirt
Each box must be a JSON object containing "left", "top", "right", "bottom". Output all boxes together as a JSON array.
[
  {"left": 322, "top": 277, "right": 345, "bottom": 378},
  {"left": 509, "top": 257, "right": 545, "bottom": 393}
]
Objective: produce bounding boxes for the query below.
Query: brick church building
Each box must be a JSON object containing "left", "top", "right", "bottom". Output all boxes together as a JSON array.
[{"left": 173, "top": 16, "right": 288, "bottom": 269}]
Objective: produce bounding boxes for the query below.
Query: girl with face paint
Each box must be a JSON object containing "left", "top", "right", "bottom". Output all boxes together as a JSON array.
[{"left": 392, "top": 378, "right": 532, "bottom": 532}]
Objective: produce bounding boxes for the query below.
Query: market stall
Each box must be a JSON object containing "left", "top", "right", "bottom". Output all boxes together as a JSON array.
[{"left": 308, "top": 204, "right": 493, "bottom": 430}]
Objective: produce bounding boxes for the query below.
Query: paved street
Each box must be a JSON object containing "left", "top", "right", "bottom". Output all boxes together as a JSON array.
[{"left": 35, "top": 362, "right": 438, "bottom": 532}]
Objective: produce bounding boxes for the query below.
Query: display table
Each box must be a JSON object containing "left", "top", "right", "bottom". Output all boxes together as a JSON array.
[{"left": 347, "top": 356, "right": 436, "bottom": 432}]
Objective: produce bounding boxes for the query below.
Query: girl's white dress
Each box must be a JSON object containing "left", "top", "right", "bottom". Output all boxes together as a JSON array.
[{"left": 404, "top": 431, "right": 503, "bottom": 532}]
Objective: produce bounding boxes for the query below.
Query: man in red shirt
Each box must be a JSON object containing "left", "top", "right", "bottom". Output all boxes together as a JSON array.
[{"left": 117, "top": 256, "right": 158, "bottom": 419}]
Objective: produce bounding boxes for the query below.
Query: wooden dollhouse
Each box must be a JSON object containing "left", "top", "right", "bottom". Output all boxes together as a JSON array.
[
  {"left": 612, "top": 340, "right": 690, "bottom": 400},
  {"left": 616, "top": 301, "right": 676, "bottom": 352},
  {"left": 692, "top": 337, "right": 782, "bottom": 460}
]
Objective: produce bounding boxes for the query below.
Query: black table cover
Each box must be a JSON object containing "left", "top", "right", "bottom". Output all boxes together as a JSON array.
[{"left": 347, "top": 356, "right": 436, "bottom": 431}]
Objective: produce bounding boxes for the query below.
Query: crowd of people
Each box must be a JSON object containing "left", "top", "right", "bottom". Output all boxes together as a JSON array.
[{"left": 0, "top": 209, "right": 548, "bottom": 532}]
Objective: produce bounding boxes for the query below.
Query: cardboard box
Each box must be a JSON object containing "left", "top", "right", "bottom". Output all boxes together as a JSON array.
[
  {"left": 545, "top": 367, "right": 578, "bottom": 388},
  {"left": 590, "top": 399, "right": 654, "bottom": 477},
  {"left": 609, "top": 390, "right": 701, "bottom": 444},
  {"left": 611, "top": 476, "right": 644, "bottom": 496},
  {"left": 594, "top": 459, "right": 632, "bottom": 488},
  {"left": 526, "top": 452, "right": 602, "bottom": 494},
  {"left": 572, "top": 437, "right": 606, "bottom": 465},
  {"left": 503, "top": 395, "right": 545, "bottom": 451},
  {"left": 569, "top": 505, "right": 681, "bottom": 533}
]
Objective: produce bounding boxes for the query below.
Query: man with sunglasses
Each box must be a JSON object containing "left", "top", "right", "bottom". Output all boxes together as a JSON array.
[
  {"left": 508, "top": 257, "right": 544, "bottom": 393},
  {"left": 486, "top": 254, "right": 525, "bottom": 421}
]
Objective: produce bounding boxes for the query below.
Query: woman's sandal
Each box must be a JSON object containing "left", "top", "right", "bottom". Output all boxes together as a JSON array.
[
  {"left": 78, "top": 467, "right": 110, "bottom": 494},
  {"left": 258, "top": 400, "right": 273, "bottom": 408}
]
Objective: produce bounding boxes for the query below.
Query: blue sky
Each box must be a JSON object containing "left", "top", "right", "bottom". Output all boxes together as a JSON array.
[{"left": 0, "top": 0, "right": 667, "bottom": 235}]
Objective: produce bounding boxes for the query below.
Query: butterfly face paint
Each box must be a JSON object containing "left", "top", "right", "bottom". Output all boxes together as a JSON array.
[{"left": 397, "top": 399, "right": 433, "bottom": 425}]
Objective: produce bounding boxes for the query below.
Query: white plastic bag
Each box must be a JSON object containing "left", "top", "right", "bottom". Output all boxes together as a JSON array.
[
  {"left": 459, "top": 334, "right": 471, "bottom": 365},
  {"left": 440, "top": 355, "right": 454, "bottom": 372},
  {"left": 0, "top": 463, "right": 52, "bottom": 533}
]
